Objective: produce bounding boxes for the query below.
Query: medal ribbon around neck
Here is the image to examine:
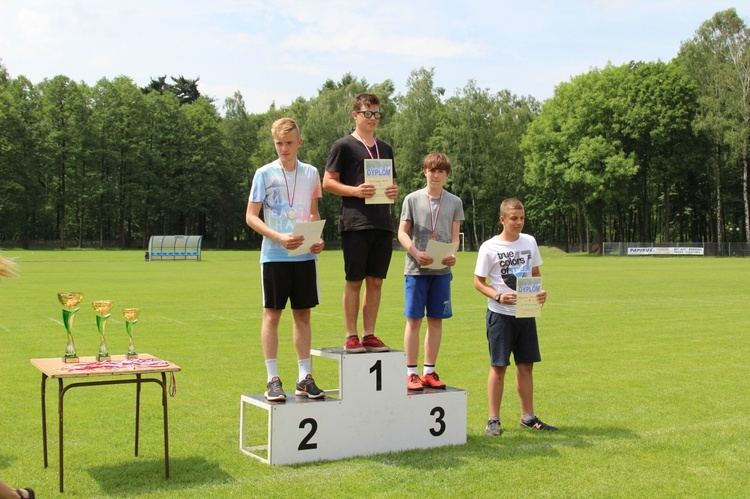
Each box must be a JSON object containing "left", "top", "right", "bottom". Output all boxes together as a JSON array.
[
  {"left": 426, "top": 189, "right": 444, "bottom": 238},
  {"left": 352, "top": 131, "right": 380, "bottom": 159},
  {"left": 280, "top": 159, "right": 299, "bottom": 219}
]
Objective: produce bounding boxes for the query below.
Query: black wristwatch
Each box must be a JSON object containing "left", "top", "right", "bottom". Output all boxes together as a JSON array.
[{"left": 494, "top": 293, "right": 502, "bottom": 302}]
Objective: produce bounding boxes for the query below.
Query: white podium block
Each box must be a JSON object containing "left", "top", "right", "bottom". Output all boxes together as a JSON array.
[{"left": 240, "top": 348, "right": 467, "bottom": 465}]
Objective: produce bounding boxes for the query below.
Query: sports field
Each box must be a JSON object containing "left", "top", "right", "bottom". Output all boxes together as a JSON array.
[{"left": 1, "top": 248, "right": 748, "bottom": 497}]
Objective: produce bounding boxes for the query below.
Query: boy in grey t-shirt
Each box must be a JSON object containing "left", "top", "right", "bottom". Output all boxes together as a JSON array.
[{"left": 397, "top": 153, "right": 464, "bottom": 391}]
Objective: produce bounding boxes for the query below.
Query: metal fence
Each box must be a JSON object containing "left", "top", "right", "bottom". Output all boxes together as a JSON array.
[{"left": 602, "top": 242, "right": 750, "bottom": 257}]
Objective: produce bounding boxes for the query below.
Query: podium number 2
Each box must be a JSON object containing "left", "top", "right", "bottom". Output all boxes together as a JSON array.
[
  {"left": 298, "top": 418, "right": 318, "bottom": 450},
  {"left": 369, "top": 360, "right": 382, "bottom": 391}
]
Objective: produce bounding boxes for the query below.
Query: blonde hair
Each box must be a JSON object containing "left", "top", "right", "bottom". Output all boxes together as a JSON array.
[
  {"left": 271, "top": 118, "right": 300, "bottom": 139},
  {"left": 500, "top": 198, "right": 524, "bottom": 218}
]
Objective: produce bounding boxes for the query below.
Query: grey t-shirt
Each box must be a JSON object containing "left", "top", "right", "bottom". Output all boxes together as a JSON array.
[{"left": 400, "top": 188, "right": 464, "bottom": 275}]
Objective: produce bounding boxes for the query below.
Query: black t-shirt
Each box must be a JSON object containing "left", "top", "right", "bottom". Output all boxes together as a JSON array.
[{"left": 325, "top": 134, "right": 397, "bottom": 233}]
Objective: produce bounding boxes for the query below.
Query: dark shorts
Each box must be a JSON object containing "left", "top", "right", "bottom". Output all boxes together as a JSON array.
[
  {"left": 341, "top": 229, "right": 393, "bottom": 281},
  {"left": 486, "top": 310, "right": 541, "bottom": 366},
  {"left": 261, "top": 260, "right": 319, "bottom": 310},
  {"left": 404, "top": 274, "right": 453, "bottom": 319}
]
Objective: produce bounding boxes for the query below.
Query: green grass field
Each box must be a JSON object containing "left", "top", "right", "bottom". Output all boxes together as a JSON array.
[{"left": 1, "top": 248, "right": 749, "bottom": 498}]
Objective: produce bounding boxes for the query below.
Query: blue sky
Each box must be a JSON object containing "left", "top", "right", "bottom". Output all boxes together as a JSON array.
[{"left": 1, "top": 1, "right": 746, "bottom": 113}]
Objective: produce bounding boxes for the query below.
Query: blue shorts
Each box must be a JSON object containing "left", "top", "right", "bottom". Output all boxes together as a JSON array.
[
  {"left": 404, "top": 274, "right": 453, "bottom": 319},
  {"left": 486, "top": 310, "right": 541, "bottom": 366}
]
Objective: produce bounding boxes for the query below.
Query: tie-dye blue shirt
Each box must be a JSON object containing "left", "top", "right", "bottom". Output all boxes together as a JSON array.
[{"left": 249, "top": 160, "right": 322, "bottom": 263}]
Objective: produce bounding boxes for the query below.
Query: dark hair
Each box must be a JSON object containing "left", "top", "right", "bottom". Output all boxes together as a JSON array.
[{"left": 353, "top": 93, "right": 380, "bottom": 111}]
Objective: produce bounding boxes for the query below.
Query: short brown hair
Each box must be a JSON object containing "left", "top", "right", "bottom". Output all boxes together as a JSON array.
[
  {"left": 353, "top": 93, "right": 380, "bottom": 112},
  {"left": 500, "top": 197, "right": 524, "bottom": 217},
  {"left": 423, "top": 152, "right": 452, "bottom": 174},
  {"left": 271, "top": 117, "right": 300, "bottom": 139}
]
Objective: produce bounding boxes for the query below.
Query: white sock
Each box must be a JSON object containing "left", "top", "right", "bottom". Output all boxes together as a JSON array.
[
  {"left": 522, "top": 413, "right": 536, "bottom": 423},
  {"left": 265, "top": 359, "right": 279, "bottom": 382},
  {"left": 298, "top": 358, "right": 312, "bottom": 382},
  {"left": 407, "top": 365, "right": 419, "bottom": 376},
  {"left": 423, "top": 364, "right": 435, "bottom": 376}
]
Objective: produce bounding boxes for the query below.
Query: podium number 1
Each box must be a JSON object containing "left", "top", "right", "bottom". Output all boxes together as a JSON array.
[{"left": 369, "top": 360, "right": 382, "bottom": 391}]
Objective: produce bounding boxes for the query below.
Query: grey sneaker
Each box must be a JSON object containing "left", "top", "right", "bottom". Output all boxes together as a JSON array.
[
  {"left": 295, "top": 374, "right": 325, "bottom": 399},
  {"left": 520, "top": 417, "right": 557, "bottom": 431},
  {"left": 485, "top": 419, "right": 503, "bottom": 436},
  {"left": 264, "top": 376, "right": 286, "bottom": 402}
]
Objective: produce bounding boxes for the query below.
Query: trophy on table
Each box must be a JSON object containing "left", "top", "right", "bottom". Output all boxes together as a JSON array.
[
  {"left": 57, "top": 292, "right": 83, "bottom": 363},
  {"left": 92, "top": 300, "right": 114, "bottom": 362},
  {"left": 122, "top": 308, "right": 141, "bottom": 359}
]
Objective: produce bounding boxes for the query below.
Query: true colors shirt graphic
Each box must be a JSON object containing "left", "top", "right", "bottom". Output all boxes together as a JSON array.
[{"left": 474, "top": 233, "right": 543, "bottom": 315}]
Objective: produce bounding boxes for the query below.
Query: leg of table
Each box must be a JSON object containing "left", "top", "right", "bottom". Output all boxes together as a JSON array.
[
  {"left": 135, "top": 373, "right": 141, "bottom": 457},
  {"left": 162, "top": 372, "right": 170, "bottom": 479},
  {"left": 41, "top": 373, "right": 48, "bottom": 468},
  {"left": 58, "top": 378, "right": 65, "bottom": 493}
]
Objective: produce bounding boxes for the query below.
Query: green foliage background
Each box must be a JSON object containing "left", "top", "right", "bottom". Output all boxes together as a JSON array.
[{"left": 1, "top": 9, "right": 749, "bottom": 251}]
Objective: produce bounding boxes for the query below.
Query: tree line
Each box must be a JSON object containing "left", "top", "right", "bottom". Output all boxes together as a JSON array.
[{"left": 1, "top": 9, "right": 748, "bottom": 252}]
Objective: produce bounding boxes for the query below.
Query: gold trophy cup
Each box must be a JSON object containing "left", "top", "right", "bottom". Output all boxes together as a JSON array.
[
  {"left": 122, "top": 308, "right": 141, "bottom": 359},
  {"left": 92, "top": 300, "right": 114, "bottom": 362},
  {"left": 58, "top": 292, "right": 83, "bottom": 363}
]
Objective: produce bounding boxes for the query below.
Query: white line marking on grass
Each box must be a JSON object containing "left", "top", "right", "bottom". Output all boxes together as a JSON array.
[
  {"left": 160, "top": 316, "right": 189, "bottom": 325},
  {"left": 310, "top": 311, "right": 340, "bottom": 317},
  {"left": 210, "top": 315, "right": 241, "bottom": 322},
  {"left": 0, "top": 324, "right": 9, "bottom": 332},
  {"left": 49, "top": 317, "right": 63, "bottom": 326}
]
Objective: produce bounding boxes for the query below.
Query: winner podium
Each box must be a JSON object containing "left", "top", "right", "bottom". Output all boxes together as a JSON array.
[{"left": 240, "top": 348, "right": 467, "bottom": 465}]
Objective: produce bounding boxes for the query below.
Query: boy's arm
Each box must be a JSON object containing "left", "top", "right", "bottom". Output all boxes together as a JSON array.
[
  {"left": 398, "top": 219, "right": 433, "bottom": 266},
  {"left": 474, "top": 274, "right": 514, "bottom": 305},
  {"left": 245, "top": 200, "right": 304, "bottom": 251},
  {"left": 308, "top": 197, "right": 324, "bottom": 254},
  {"left": 322, "top": 171, "right": 375, "bottom": 199}
]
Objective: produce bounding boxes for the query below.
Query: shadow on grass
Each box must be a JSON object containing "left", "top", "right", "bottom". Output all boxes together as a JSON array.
[
  {"left": 88, "top": 456, "right": 233, "bottom": 496},
  {"left": 354, "top": 425, "right": 642, "bottom": 472}
]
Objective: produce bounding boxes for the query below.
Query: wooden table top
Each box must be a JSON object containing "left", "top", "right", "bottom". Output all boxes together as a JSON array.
[{"left": 30, "top": 353, "right": 181, "bottom": 378}]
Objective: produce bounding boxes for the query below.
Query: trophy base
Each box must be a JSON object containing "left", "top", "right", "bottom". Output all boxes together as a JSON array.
[
  {"left": 63, "top": 356, "right": 79, "bottom": 364},
  {"left": 96, "top": 355, "right": 111, "bottom": 362},
  {"left": 126, "top": 354, "right": 139, "bottom": 360}
]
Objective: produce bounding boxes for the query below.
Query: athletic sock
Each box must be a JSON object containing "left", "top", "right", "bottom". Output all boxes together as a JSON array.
[
  {"left": 298, "top": 358, "right": 312, "bottom": 382},
  {"left": 407, "top": 365, "right": 419, "bottom": 376},
  {"left": 265, "top": 359, "right": 279, "bottom": 383},
  {"left": 522, "top": 413, "right": 536, "bottom": 423},
  {"left": 423, "top": 364, "right": 435, "bottom": 376}
]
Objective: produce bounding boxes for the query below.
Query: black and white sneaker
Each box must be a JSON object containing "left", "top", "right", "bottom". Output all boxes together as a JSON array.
[
  {"left": 520, "top": 417, "right": 557, "bottom": 431},
  {"left": 264, "top": 376, "right": 286, "bottom": 402},
  {"left": 295, "top": 374, "right": 325, "bottom": 399}
]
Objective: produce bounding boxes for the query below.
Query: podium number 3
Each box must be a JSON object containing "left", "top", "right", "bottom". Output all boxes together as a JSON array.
[{"left": 369, "top": 360, "right": 382, "bottom": 391}]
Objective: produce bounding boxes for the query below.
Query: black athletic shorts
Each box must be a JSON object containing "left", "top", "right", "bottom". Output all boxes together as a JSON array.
[
  {"left": 485, "top": 310, "right": 541, "bottom": 366},
  {"left": 261, "top": 260, "right": 319, "bottom": 310},
  {"left": 341, "top": 229, "right": 393, "bottom": 281}
]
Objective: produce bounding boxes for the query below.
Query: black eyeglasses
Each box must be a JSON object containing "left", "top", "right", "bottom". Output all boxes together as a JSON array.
[{"left": 355, "top": 110, "right": 382, "bottom": 119}]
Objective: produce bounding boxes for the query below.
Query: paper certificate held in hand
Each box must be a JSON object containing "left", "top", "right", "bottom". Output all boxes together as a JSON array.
[
  {"left": 422, "top": 240, "right": 459, "bottom": 270},
  {"left": 515, "top": 276, "right": 543, "bottom": 318},
  {"left": 364, "top": 159, "right": 394, "bottom": 205},
  {"left": 287, "top": 219, "right": 326, "bottom": 257}
]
